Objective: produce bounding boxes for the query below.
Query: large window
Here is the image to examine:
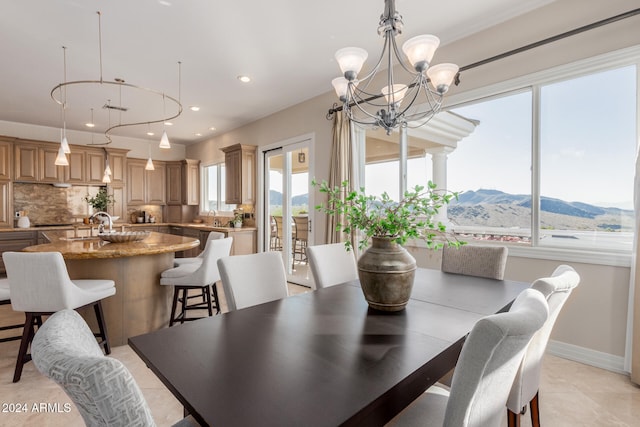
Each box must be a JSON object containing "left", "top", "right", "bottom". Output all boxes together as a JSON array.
[
  {"left": 201, "top": 163, "right": 234, "bottom": 213},
  {"left": 449, "top": 65, "right": 636, "bottom": 251},
  {"left": 360, "top": 59, "right": 638, "bottom": 254}
]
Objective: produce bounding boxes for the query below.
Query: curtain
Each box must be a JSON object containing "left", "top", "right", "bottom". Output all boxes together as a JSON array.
[{"left": 325, "top": 112, "right": 358, "bottom": 247}]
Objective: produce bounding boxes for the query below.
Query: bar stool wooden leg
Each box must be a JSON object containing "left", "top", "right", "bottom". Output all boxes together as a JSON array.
[
  {"left": 13, "top": 313, "right": 38, "bottom": 383},
  {"left": 169, "top": 287, "right": 180, "bottom": 327},
  {"left": 507, "top": 408, "right": 521, "bottom": 427},
  {"left": 530, "top": 392, "right": 540, "bottom": 427},
  {"left": 93, "top": 301, "right": 110, "bottom": 354},
  {"left": 212, "top": 283, "right": 220, "bottom": 314},
  {"left": 205, "top": 285, "right": 213, "bottom": 317}
]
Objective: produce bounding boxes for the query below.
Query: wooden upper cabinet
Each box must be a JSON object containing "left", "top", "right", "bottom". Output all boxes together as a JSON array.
[
  {"left": 106, "top": 148, "right": 127, "bottom": 184},
  {"left": 127, "top": 158, "right": 166, "bottom": 205},
  {"left": 0, "top": 140, "right": 12, "bottom": 180},
  {"left": 166, "top": 159, "right": 200, "bottom": 206},
  {"left": 85, "top": 150, "right": 105, "bottom": 184},
  {"left": 222, "top": 144, "right": 256, "bottom": 205},
  {"left": 166, "top": 161, "right": 183, "bottom": 205},
  {"left": 146, "top": 162, "right": 166, "bottom": 205},
  {"left": 65, "top": 151, "right": 86, "bottom": 183},
  {"left": 127, "top": 159, "right": 147, "bottom": 205},
  {"left": 14, "top": 143, "right": 38, "bottom": 181}
]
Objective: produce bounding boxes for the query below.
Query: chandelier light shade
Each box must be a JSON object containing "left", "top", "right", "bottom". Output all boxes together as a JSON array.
[
  {"left": 50, "top": 11, "right": 182, "bottom": 145},
  {"left": 331, "top": 0, "right": 459, "bottom": 133}
]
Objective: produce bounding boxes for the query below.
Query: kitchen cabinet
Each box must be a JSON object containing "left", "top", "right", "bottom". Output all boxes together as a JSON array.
[
  {"left": 105, "top": 148, "right": 127, "bottom": 184},
  {"left": 85, "top": 150, "right": 106, "bottom": 184},
  {"left": 14, "top": 143, "right": 38, "bottom": 181},
  {"left": 0, "top": 139, "right": 12, "bottom": 180},
  {"left": 65, "top": 151, "right": 86, "bottom": 183},
  {"left": 108, "top": 185, "right": 126, "bottom": 221},
  {"left": 127, "top": 159, "right": 166, "bottom": 205},
  {"left": 0, "top": 181, "right": 12, "bottom": 228},
  {"left": 0, "top": 231, "right": 37, "bottom": 274},
  {"left": 221, "top": 144, "right": 256, "bottom": 205},
  {"left": 166, "top": 159, "right": 200, "bottom": 206}
]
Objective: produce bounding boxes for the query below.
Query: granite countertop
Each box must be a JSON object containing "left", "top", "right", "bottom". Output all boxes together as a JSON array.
[
  {"left": 22, "top": 231, "right": 200, "bottom": 260},
  {"left": 1, "top": 222, "right": 257, "bottom": 233}
]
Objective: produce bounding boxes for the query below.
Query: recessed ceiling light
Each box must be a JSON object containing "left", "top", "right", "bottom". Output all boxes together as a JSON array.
[
  {"left": 190, "top": 106, "right": 200, "bottom": 112},
  {"left": 85, "top": 122, "right": 95, "bottom": 128},
  {"left": 237, "top": 75, "right": 251, "bottom": 83},
  {"left": 209, "top": 127, "right": 216, "bottom": 131},
  {"left": 146, "top": 131, "right": 155, "bottom": 136},
  {"left": 195, "top": 133, "right": 202, "bottom": 137},
  {"left": 164, "top": 121, "right": 173, "bottom": 126}
]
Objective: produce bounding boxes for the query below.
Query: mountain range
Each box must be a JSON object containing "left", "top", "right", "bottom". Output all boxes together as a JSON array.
[
  {"left": 449, "top": 189, "right": 633, "bottom": 231},
  {"left": 270, "top": 188, "right": 633, "bottom": 231}
]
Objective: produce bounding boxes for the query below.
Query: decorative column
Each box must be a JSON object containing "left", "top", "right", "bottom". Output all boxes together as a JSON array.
[{"left": 426, "top": 146, "right": 454, "bottom": 225}]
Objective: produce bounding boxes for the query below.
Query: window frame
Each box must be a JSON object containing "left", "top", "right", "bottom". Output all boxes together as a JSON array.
[
  {"left": 408, "top": 46, "right": 640, "bottom": 267},
  {"left": 200, "top": 162, "right": 235, "bottom": 215}
]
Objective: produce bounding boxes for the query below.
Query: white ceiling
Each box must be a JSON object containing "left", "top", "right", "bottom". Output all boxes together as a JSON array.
[{"left": 0, "top": 0, "right": 554, "bottom": 146}]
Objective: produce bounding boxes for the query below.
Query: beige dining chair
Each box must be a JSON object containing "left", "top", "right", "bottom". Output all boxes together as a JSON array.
[
  {"left": 161, "top": 237, "right": 233, "bottom": 326},
  {"left": 0, "top": 278, "right": 23, "bottom": 343},
  {"left": 441, "top": 244, "right": 508, "bottom": 280},
  {"left": 217, "top": 251, "right": 289, "bottom": 311},
  {"left": 3, "top": 251, "right": 116, "bottom": 383},
  {"left": 507, "top": 264, "right": 580, "bottom": 427},
  {"left": 292, "top": 216, "right": 309, "bottom": 264},
  {"left": 307, "top": 243, "right": 358, "bottom": 290},
  {"left": 387, "top": 288, "right": 549, "bottom": 427},
  {"left": 174, "top": 231, "right": 225, "bottom": 266},
  {"left": 31, "top": 309, "right": 198, "bottom": 427}
]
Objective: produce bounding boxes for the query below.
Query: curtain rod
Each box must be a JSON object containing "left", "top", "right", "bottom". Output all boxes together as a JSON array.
[{"left": 326, "top": 8, "right": 640, "bottom": 117}]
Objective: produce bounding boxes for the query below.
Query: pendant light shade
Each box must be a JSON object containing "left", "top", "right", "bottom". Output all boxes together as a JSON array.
[
  {"left": 145, "top": 157, "right": 155, "bottom": 171},
  {"left": 102, "top": 171, "right": 111, "bottom": 183},
  {"left": 159, "top": 130, "right": 171, "bottom": 149},
  {"left": 55, "top": 145, "right": 69, "bottom": 166},
  {"left": 61, "top": 135, "right": 71, "bottom": 154}
]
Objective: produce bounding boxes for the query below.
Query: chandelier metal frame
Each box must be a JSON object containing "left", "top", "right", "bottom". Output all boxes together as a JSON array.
[
  {"left": 331, "top": 0, "right": 459, "bottom": 134},
  {"left": 49, "top": 11, "right": 183, "bottom": 146}
]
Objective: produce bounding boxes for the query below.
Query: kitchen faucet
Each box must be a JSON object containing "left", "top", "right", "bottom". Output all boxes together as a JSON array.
[{"left": 89, "top": 211, "right": 113, "bottom": 234}]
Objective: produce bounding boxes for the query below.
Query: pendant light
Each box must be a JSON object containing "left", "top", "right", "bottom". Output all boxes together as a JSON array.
[
  {"left": 145, "top": 141, "right": 155, "bottom": 171},
  {"left": 60, "top": 46, "right": 71, "bottom": 155},
  {"left": 159, "top": 94, "right": 171, "bottom": 149}
]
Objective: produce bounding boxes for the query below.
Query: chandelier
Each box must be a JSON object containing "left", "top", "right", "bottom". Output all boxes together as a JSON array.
[
  {"left": 331, "top": 0, "right": 459, "bottom": 134},
  {"left": 51, "top": 11, "right": 182, "bottom": 165}
]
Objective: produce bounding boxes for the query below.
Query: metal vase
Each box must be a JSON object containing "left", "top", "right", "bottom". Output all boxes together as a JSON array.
[{"left": 357, "top": 236, "right": 417, "bottom": 312}]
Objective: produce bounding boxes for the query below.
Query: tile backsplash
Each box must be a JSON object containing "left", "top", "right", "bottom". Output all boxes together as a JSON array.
[{"left": 14, "top": 183, "right": 104, "bottom": 225}]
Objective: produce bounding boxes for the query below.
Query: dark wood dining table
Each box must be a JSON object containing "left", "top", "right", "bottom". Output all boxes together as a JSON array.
[{"left": 129, "top": 268, "right": 529, "bottom": 427}]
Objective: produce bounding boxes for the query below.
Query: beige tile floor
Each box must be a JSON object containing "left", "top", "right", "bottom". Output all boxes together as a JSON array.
[{"left": 1, "top": 282, "right": 639, "bottom": 426}]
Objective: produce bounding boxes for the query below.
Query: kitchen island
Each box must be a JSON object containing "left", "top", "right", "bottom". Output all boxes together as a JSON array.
[{"left": 22, "top": 231, "right": 200, "bottom": 345}]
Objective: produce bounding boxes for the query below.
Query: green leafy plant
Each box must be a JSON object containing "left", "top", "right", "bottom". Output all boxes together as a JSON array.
[
  {"left": 83, "top": 188, "right": 114, "bottom": 212},
  {"left": 313, "top": 179, "right": 462, "bottom": 251}
]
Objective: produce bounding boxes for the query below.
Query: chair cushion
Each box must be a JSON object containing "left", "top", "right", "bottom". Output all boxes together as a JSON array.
[
  {"left": 72, "top": 279, "right": 115, "bottom": 293},
  {"left": 0, "top": 278, "right": 10, "bottom": 301},
  {"left": 161, "top": 263, "right": 200, "bottom": 279}
]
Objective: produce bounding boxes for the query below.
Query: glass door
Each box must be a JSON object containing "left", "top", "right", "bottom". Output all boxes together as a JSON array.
[{"left": 264, "top": 139, "right": 312, "bottom": 287}]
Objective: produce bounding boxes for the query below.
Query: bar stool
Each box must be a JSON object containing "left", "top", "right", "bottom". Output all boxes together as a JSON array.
[
  {"left": 0, "top": 278, "right": 24, "bottom": 343},
  {"left": 161, "top": 237, "right": 232, "bottom": 326},
  {"left": 3, "top": 251, "right": 116, "bottom": 383},
  {"left": 174, "top": 231, "right": 225, "bottom": 267}
]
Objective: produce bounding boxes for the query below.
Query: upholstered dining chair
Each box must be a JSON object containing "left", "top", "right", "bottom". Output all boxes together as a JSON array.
[
  {"left": 217, "top": 251, "right": 289, "bottom": 311},
  {"left": 441, "top": 244, "right": 508, "bottom": 280},
  {"left": 161, "top": 237, "right": 233, "bottom": 326},
  {"left": 307, "top": 243, "right": 359, "bottom": 290},
  {"left": 507, "top": 265, "right": 580, "bottom": 427},
  {"left": 292, "top": 216, "right": 309, "bottom": 264},
  {"left": 174, "top": 231, "right": 225, "bottom": 267},
  {"left": 31, "top": 309, "right": 197, "bottom": 427},
  {"left": 3, "top": 251, "right": 115, "bottom": 383},
  {"left": 0, "top": 278, "right": 23, "bottom": 343},
  {"left": 387, "top": 288, "right": 549, "bottom": 427}
]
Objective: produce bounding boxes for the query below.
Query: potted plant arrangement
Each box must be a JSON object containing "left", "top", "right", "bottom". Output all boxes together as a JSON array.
[
  {"left": 83, "top": 188, "right": 115, "bottom": 213},
  {"left": 233, "top": 212, "right": 243, "bottom": 228},
  {"left": 314, "top": 179, "right": 460, "bottom": 312}
]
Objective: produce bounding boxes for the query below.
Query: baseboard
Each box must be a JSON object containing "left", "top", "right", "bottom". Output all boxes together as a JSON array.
[{"left": 547, "top": 340, "right": 627, "bottom": 375}]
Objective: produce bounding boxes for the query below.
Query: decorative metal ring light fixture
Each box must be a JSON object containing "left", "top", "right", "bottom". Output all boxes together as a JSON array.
[
  {"left": 331, "top": 0, "right": 459, "bottom": 134},
  {"left": 49, "top": 11, "right": 183, "bottom": 148}
]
